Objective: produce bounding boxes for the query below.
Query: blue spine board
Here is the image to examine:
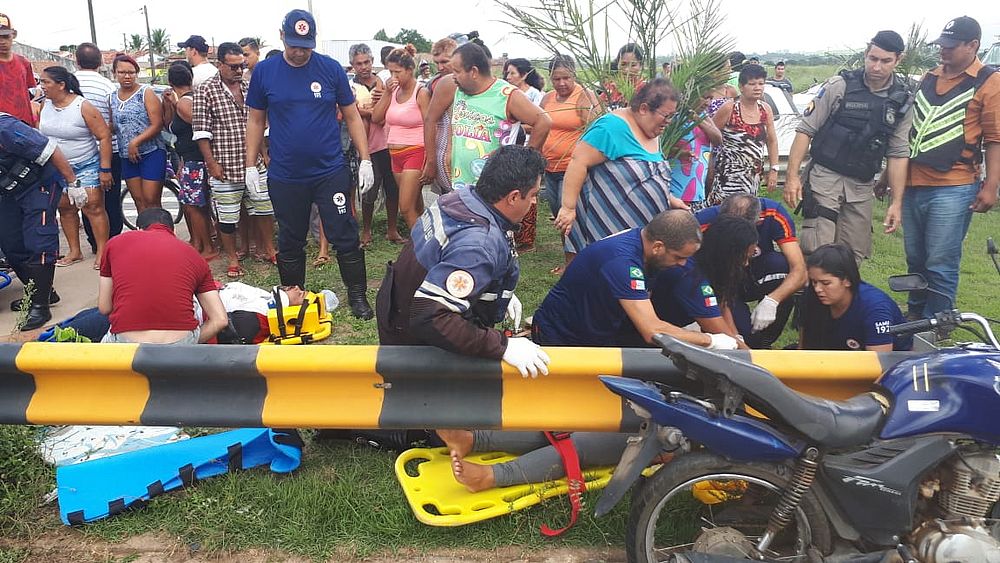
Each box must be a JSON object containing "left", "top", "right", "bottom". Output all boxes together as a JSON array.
[
  {"left": 599, "top": 376, "right": 801, "bottom": 461},
  {"left": 877, "top": 349, "right": 1000, "bottom": 444}
]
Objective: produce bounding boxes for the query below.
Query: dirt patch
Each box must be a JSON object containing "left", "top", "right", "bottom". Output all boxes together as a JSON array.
[{"left": 1, "top": 532, "right": 626, "bottom": 562}]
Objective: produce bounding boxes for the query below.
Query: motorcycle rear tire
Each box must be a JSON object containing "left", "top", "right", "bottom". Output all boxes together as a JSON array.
[{"left": 626, "top": 451, "right": 831, "bottom": 563}]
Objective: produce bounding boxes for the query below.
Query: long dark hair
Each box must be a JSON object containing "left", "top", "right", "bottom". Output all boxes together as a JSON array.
[
  {"left": 504, "top": 58, "right": 544, "bottom": 91},
  {"left": 693, "top": 215, "right": 758, "bottom": 307},
  {"left": 43, "top": 66, "right": 83, "bottom": 97},
  {"left": 801, "top": 244, "right": 862, "bottom": 349}
]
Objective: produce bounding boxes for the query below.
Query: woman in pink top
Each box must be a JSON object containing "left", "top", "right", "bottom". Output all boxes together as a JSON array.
[{"left": 373, "top": 44, "right": 430, "bottom": 228}]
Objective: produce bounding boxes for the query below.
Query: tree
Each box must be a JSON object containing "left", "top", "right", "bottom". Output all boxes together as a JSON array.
[
  {"left": 59, "top": 44, "right": 78, "bottom": 53},
  {"left": 374, "top": 29, "right": 391, "bottom": 42},
  {"left": 149, "top": 28, "right": 170, "bottom": 55},
  {"left": 391, "top": 28, "right": 432, "bottom": 53},
  {"left": 127, "top": 34, "right": 144, "bottom": 53}
]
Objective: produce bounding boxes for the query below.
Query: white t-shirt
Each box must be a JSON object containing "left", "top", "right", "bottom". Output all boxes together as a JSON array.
[{"left": 192, "top": 62, "right": 218, "bottom": 89}]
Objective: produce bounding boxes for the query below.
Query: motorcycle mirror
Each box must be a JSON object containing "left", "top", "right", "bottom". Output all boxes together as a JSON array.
[{"left": 888, "top": 273, "right": 928, "bottom": 292}]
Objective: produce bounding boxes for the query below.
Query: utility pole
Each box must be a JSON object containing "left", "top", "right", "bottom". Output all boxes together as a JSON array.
[
  {"left": 122, "top": 33, "right": 127, "bottom": 52},
  {"left": 87, "top": 0, "right": 97, "bottom": 44},
  {"left": 142, "top": 5, "right": 155, "bottom": 82}
]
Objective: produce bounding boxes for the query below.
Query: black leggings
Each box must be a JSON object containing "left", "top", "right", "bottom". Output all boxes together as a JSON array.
[{"left": 471, "top": 431, "right": 631, "bottom": 487}]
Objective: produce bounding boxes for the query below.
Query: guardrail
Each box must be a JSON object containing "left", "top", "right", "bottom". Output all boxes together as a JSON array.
[{"left": 0, "top": 343, "right": 912, "bottom": 430}]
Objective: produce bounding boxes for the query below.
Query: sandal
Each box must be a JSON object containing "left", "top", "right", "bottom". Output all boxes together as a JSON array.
[
  {"left": 549, "top": 266, "right": 564, "bottom": 275},
  {"left": 56, "top": 257, "right": 83, "bottom": 267},
  {"left": 312, "top": 255, "right": 330, "bottom": 268},
  {"left": 226, "top": 265, "right": 244, "bottom": 279}
]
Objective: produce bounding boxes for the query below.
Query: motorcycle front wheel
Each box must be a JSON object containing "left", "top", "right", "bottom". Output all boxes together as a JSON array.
[{"left": 627, "top": 451, "right": 831, "bottom": 563}]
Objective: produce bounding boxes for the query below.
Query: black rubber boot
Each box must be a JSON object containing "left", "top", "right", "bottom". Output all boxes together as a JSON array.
[
  {"left": 9, "top": 263, "right": 59, "bottom": 311},
  {"left": 276, "top": 253, "right": 306, "bottom": 289},
  {"left": 337, "top": 249, "right": 373, "bottom": 320},
  {"left": 18, "top": 263, "right": 54, "bottom": 331}
]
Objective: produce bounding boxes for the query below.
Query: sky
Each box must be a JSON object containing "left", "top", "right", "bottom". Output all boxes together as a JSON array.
[{"left": 9, "top": 0, "right": 1000, "bottom": 59}]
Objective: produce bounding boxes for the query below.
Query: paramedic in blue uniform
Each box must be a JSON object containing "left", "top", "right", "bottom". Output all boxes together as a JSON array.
[
  {"left": 0, "top": 112, "right": 76, "bottom": 330},
  {"left": 800, "top": 243, "right": 912, "bottom": 351},
  {"left": 245, "top": 9, "right": 377, "bottom": 319},
  {"left": 531, "top": 209, "right": 740, "bottom": 350},
  {"left": 375, "top": 145, "right": 550, "bottom": 377},
  {"left": 695, "top": 194, "right": 807, "bottom": 348}
]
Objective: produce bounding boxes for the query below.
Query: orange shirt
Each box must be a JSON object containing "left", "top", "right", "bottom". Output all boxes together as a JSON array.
[
  {"left": 541, "top": 85, "right": 590, "bottom": 173},
  {"left": 908, "top": 58, "right": 1000, "bottom": 187}
]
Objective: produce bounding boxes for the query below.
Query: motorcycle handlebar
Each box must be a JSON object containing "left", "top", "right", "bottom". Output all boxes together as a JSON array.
[{"left": 888, "top": 318, "right": 935, "bottom": 336}]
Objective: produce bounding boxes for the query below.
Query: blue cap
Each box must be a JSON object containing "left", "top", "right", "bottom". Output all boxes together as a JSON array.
[{"left": 282, "top": 9, "right": 316, "bottom": 49}]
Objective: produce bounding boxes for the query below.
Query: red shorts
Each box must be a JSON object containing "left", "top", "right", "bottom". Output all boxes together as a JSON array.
[{"left": 389, "top": 145, "right": 425, "bottom": 174}]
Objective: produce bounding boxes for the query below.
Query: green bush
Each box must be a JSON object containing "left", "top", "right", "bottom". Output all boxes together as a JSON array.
[{"left": 0, "top": 426, "right": 54, "bottom": 537}]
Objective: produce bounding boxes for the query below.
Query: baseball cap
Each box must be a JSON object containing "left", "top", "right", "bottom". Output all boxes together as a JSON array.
[
  {"left": 930, "top": 16, "right": 981, "bottom": 48},
  {"left": 870, "top": 30, "right": 905, "bottom": 54},
  {"left": 0, "top": 13, "right": 15, "bottom": 35},
  {"left": 282, "top": 9, "right": 316, "bottom": 49},
  {"left": 177, "top": 35, "right": 209, "bottom": 53}
]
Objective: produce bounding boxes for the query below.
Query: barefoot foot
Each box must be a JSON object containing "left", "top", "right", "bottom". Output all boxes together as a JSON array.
[
  {"left": 436, "top": 429, "right": 474, "bottom": 459},
  {"left": 451, "top": 450, "right": 495, "bottom": 492}
]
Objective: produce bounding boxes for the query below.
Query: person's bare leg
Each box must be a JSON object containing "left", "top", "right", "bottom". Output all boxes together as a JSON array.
[
  {"left": 125, "top": 177, "right": 145, "bottom": 214},
  {"left": 81, "top": 189, "right": 109, "bottom": 268},
  {"left": 436, "top": 429, "right": 474, "bottom": 459},
  {"left": 189, "top": 206, "right": 217, "bottom": 260},
  {"left": 361, "top": 200, "right": 375, "bottom": 247},
  {"left": 451, "top": 450, "right": 496, "bottom": 492},
  {"left": 219, "top": 229, "right": 240, "bottom": 272},
  {"left": 395, "top": 170, "right": 424, "bottom": 231},
  {"left": 236, "top": 205, "right": 251, "bottom": 258},
  {"left": 254, "top": 215, "right": 276, "bottom": 260},
  {"left": 315, "top": 222, "right": 330, "bottom": 265},
  {"left": 57, "top": 195, "right": 83, "bottom": 264},
  {"left": 142, "top": 179, "right": 163, "bottom": 209}
]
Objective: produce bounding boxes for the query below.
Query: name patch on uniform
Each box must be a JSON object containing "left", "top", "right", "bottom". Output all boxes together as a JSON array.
[
  {"left": 630, "top": 279, "right": 646, "bottom": 291},
  {"left": 629, "top": 267, "right": 644, "bottom": 280},
  {"left": 446, "top": 270, "right": 474, "bottom": 298}
]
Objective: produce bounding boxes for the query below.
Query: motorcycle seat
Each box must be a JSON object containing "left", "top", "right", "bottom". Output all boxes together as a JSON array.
[{"left": 653, "top": 335, "right": 886, "bottom": 449}]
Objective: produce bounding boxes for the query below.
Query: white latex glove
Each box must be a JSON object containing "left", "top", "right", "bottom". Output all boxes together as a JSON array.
[
  {"left": 707, "top": 333, "right": 740, "bottom": 350},
  {"left": 505, "top": 293, "right": 523, "bottom": 331},
  {"left": 502, "top": 337, "right": 551, "bottom": 378},
  {"left": 358, "top": 160, "right": 375, "bottom": 195},
  {"left": 750, "top": 296, "right": 780, "bottom": 333},
  {"left": 67, "top": 186, "right": 88, "bottom": 209},
  {"left": 245, "top": 167, "right": 261, "bottom": 197}
]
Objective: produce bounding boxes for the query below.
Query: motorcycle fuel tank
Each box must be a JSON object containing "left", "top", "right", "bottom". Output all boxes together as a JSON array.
[{"left": 878, "top": 348, "right": 1000, "bottom": 443}]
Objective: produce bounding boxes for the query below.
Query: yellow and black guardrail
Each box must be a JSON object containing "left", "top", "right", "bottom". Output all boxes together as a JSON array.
[{"left": 0, "top": 343, "right": 914, "bottom": 430}]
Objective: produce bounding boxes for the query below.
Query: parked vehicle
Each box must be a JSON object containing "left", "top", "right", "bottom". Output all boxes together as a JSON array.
[{"left": 595, "top": 273, "right": 1000, "bottom": 562}]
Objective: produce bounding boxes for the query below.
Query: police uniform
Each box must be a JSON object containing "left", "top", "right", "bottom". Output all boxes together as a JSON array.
[
  {"left": 0, "top": 112, "right": 65, "bottom": 330},
  {"left": 798, "top": 64, "right": 912, "bottom": 261},
  {"left": 376, "top": 187, "right": 518, "bottom": 358}
]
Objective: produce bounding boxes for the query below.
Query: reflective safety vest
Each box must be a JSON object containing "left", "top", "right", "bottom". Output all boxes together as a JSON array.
[
  {"left": 909, "top": 66, "right": 996, "bottom": 172},
  {"left": 809, "top": 69, "right": 911, "bottom": 182}
]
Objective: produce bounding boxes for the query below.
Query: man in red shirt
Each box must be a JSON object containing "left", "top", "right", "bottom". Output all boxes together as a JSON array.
[
  {"left": 98, "top": 208, "right": 227, "bottom": 344},
  {"left": 0, "top": 14, "right": 37, "bottom": 126}
]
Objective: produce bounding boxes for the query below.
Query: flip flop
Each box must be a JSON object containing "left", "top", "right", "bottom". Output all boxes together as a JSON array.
[
  {"left": 56, "top": 257, "right": 83, "bottom": 267},
  {"left": 385, "top": 236, "right": 407, "bottom": 244},
  {"left": 549, "top": 266, "right": 564, "bottom": 275},
  {"left": 226, "top": 265, "right": 244, "bottom": 279},
  {"left": 312, "top": 256, "right": 330, "bottom": 267}
]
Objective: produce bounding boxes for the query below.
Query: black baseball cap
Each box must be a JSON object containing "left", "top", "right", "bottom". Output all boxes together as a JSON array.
[
  {"left": 931, "top": 16, "right": 981, "bottom": 48},
  {"left": 871, "top": 30, "right": 905, "bottom": 54},
  {"left": 0, "top": 13, "right": 15, "bottom": 35},
  {"left": 282, "top": 9, "right": 316, "bottom": 49},
  {"left": 177, "top": 35, "right": 209, "bottom": 53}
]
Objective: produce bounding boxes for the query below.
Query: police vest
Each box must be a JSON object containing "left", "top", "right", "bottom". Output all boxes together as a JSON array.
[
  {"left": 909, "top": 66, "right": 996, "bottom": 172},
  {"left": 809, "top": 69, "right": 911, "bottom": 182}
]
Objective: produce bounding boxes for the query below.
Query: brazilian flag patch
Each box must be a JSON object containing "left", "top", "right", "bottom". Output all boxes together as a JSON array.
[
  {"left": 700, "top": 284, "right": 715, "bottom": 296},
  {"left": 629, "top": 267, "right": 644, "bottom": 279}
]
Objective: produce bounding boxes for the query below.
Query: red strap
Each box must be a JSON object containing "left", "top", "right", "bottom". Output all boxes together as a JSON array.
[{"left": 539, "top": 431, "right": 585, "bottom": 537}]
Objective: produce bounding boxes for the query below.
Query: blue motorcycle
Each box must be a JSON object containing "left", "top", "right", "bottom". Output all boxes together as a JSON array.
[{"left": 595, "top": 273, "right": 1000, "bottom": 562}]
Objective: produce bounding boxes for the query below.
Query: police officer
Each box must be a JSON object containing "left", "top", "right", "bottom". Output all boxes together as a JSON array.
[
  {"left": 0, "top": 112, "right": 76, "bottom": 330},
  {"left": 784, "top": 30, "right": 913, "bottom": 263},
  {"left": 376, "top": 145, "right": 550, "bottom": 377},
  {"left": 245, "top": 9, "right": 376, "bottom": 319}
]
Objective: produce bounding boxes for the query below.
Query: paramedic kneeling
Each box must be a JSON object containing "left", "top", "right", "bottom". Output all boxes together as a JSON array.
[
  {"left": 375, "top": 145, "right": 550, "bottom": 376},
  {"left": 98, "top": 208, "right": 227, "bottom": 344}
]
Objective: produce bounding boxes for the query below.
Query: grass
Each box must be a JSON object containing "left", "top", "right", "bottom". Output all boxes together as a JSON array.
[
  {"left": 0, "top": 191, "right": 997, "bottom": 558},
  {"left": 778, "top": 64, "right": 842, "bottom": 94}
]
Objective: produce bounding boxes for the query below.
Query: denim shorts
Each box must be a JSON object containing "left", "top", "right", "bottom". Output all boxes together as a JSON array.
[
  {"left": 71, "top": 155, "right": 101, "bottom": 189},
  {"left": 121, "top": 147, "right": 167, "bottom": 181}
]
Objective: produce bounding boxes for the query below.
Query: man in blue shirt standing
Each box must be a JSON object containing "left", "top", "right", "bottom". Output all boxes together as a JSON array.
[
  {"left": 532, "top": 210, "right": 739, "bottom": 350},
  {"left": 245, "top": 9, "right": 377, "bottom": 319}
]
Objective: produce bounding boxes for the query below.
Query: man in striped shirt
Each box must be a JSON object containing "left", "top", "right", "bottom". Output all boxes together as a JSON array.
[{"left": 74, "top": 42, "right": 124, "bottom": 249}]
